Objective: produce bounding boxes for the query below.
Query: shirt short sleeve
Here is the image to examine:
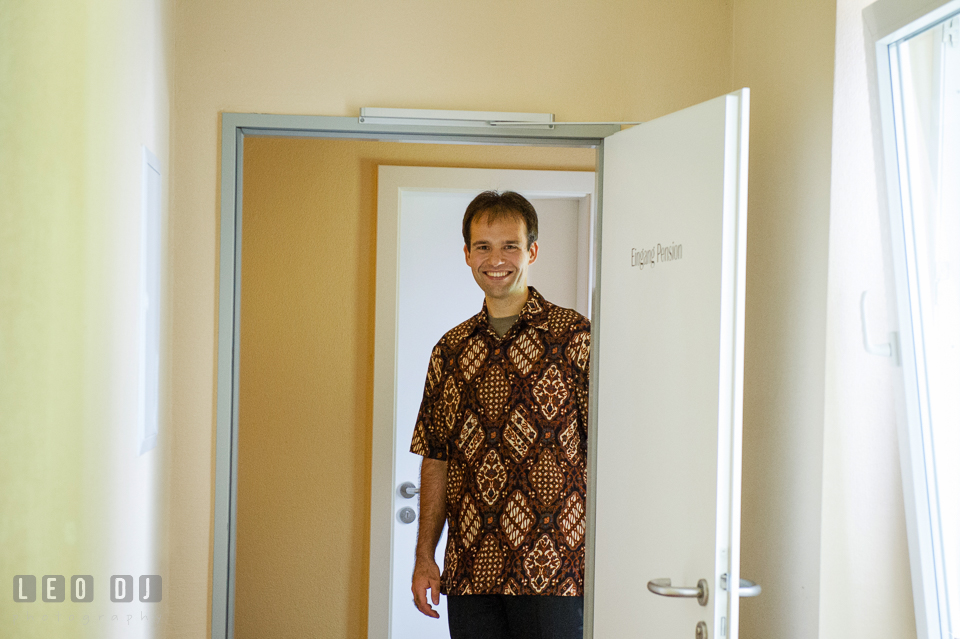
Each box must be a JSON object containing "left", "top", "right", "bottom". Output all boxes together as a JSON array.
[{"left": 410, "top": 343, "right": 448, "bottom": 460}]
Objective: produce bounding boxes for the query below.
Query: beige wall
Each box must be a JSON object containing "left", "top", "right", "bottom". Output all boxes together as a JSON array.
[
  {"left": 173, "top": 1, "right": 734, "bottom": 636},
  {"left": 0, "top": 0, "right": 173, "bottom": 637},
  {"left": 731, "top": 1, "right": 838, "bottom": 636},
  {"left": 170, "top": 2, "right": 916, "bottom": 639},
  {"left": 819, "top": 0, "right": 917, "bottom": 637},
  {"left": 238, "top": 138, "right": 594, "bottom": 638}
]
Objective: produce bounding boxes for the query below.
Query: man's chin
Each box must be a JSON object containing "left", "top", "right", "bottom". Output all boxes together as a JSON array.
[{"left": 482, "top": 286, "right": 527, "bottom": 301}]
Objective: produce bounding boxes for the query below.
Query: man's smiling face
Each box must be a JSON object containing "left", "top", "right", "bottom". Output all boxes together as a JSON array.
[{"left": 464, "top": 212, "right": 538, "bottom": 314}]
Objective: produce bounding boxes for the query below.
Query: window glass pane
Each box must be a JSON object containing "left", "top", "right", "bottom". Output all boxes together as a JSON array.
[{"left": 895, "top": 13, "right": 960, "bottom": 634}]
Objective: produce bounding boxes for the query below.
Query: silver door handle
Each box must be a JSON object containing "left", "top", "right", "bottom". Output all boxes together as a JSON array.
[
  {"left": 720, "top": 573, "right": 761, "bottom": 597},
  {"left": 647, "top": 578, "right": 709, "bottom": 606},
  {"left": 398, "top": 481, "right": 419, "bottom": 499}
]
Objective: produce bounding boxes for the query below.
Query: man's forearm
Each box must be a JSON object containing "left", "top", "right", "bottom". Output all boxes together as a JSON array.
[{"left": 416, "top": 457, "right": 447, "bottom": 560}]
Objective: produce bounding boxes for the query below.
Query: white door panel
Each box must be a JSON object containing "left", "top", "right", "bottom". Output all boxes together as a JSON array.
[
  {"left": 371, "top": 166, "right": 596, "bottom": 639},
  {"left": 589, "top": 91, "right": 749, "bottom": 639}
]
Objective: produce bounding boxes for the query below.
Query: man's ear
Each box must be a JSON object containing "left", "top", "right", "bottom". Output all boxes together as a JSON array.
[
  {"left": 527, "top": 241, "right": 539, "bottom": 265},
  {"left": 463, "top": 244, "right": 470, "bottom": 264}
]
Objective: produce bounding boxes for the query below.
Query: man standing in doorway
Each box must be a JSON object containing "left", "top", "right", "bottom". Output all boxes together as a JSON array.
[{"left": 410, "top": 191, "right": 591, "bottom": 639}]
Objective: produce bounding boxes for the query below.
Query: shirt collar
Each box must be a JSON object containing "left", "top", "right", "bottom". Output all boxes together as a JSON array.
[{"left": 475, "top": 287, "right": 550, "bottom": 333}]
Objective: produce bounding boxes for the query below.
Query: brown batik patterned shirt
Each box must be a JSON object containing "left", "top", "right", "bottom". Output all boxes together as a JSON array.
[{"left": 410, "top": 287, "right": 590, "bottom": 597}]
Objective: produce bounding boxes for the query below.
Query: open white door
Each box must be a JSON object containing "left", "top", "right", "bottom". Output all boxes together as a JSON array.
[{"left": 588, "top": 90, "right": 752, "bottom": 639}]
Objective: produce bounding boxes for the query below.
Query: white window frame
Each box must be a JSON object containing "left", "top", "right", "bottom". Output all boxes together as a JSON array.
[{"left": 865, "top": 1, "right": 960, "bottom": 637}]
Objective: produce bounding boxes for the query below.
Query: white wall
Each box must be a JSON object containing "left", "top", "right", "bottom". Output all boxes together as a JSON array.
[
  {"left": 818, "top": 0, "right": 917, "bottom": 637},
  {"left": 527, "top": 198, "right": 584, "bottom": 312}
]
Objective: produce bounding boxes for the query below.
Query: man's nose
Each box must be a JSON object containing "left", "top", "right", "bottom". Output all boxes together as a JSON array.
[{"left": 489, "top": 247, "right": 509, "bottom": 264}]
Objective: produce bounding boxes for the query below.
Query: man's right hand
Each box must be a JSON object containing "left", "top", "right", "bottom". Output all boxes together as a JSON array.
[
  {"left": 411, "top": 457, "right": 447, "bottom": 618},
  {"left": 412, "top": 557, "right": 442, "bottom": 618}
]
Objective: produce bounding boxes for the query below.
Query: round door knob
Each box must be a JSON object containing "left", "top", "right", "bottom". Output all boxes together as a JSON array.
[{"left": 397, "top": 507, "right": 416, "bottom": 524}]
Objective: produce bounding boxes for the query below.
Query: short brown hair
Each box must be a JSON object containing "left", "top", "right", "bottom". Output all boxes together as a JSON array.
[{"left": 462, "top": 191, "right": 539, "bottom": 249}]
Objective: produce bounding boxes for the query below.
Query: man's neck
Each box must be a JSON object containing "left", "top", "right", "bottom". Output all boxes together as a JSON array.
[{"left": 486, "top": 287, "right": 529, "bottom": 319}]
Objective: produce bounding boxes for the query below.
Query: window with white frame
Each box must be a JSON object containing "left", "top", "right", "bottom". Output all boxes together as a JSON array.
[{"left": 869, "top": 0, "right": 960, "bottom": 637}]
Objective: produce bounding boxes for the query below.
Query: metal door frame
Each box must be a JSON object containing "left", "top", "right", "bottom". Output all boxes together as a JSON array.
[{"left": 213, "top": 113, "right": 619, "bottom": 639}]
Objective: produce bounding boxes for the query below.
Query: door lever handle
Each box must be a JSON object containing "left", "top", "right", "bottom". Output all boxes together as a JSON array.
[
  {"left": 720, "top": 573, "right": 761, "bottom": 597},
  {"left": 647, "top": 578, "right": 709, "bottom": 606},
  {"left": 398, "top": 481, "right": 419, "bottom": 499}
]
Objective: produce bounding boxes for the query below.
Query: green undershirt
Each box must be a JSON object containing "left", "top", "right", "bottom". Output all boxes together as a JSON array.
[{"left": 488, "top": 314, "right": 519, "bottom": 338}]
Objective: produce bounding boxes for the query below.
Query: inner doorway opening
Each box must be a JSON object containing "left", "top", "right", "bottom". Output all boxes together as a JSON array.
[{"left": 234, "top": 136, "right": 596, "bottom": 639}]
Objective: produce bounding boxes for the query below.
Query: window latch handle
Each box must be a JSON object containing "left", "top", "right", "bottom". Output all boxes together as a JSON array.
[{"left": 860, "top": 291, "right": 900, "bottom": 366}]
